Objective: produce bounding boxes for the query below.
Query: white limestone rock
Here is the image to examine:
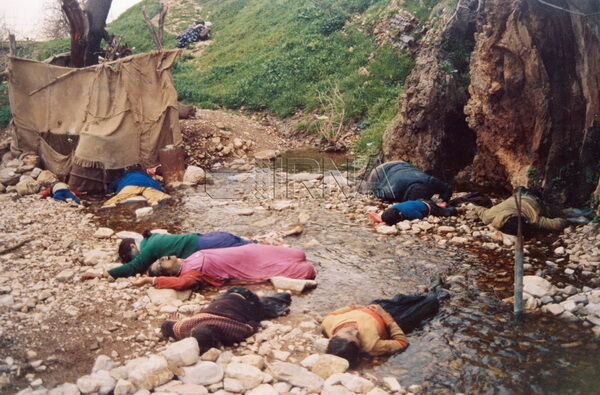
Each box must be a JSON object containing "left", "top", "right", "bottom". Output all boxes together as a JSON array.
[
  {"left": 162, "top": 337, "right": 200, "bottom": 367},
  {"left": 179, "top": 361, "right": 224, "bottom": 386}
]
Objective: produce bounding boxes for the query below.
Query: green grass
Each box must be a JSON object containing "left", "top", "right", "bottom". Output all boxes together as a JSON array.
[
  {"left": 36, "top": 38, "right": 70, "bottom": 60},
  {"left": 0, "top": 82, "right": 10, "bottom": 128},
  {"left": 107, "top": 0, "right": 176, "bottom": 52},
  {"left": 165, "top": 0, "right": 416, "bottom": 155}
]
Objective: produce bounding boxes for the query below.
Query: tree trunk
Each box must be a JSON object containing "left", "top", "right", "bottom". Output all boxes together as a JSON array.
[
  {"left": 84, "top": 0, "right": 113, "bottom": 65},
  {"left": 61, "top": 0, "right": 87, "bottom": 67},
  {"left": 61, "top": 0, "right": 113, "bottom": 67}
]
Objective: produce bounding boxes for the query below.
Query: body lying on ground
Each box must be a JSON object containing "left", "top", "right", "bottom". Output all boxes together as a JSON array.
[
  {"left": 473, "top": 188, "right": 567, "bottom": 235},
  {"left": 360, "top": 161, "right": 452, "bottom": 203},
  {"left": 132, "top": 243, "right": 317, "bottom": 290},
  {"left": 322, "top": 293, "right": 439, "bottom": 367},
  {"left": 379, "top": 199, "right": 459, "bottom": 226},
  {"left": 40, "top": 182, "right": 81, "bottom": 204},
  {"left": 161, "top": 287, "right": 290, "bottom": 353},
  {"left": 102, "top": 168, "right": 171, "bottom": 209},
  {"left": 82, "top": 231, "right": 253, "bottom": 280}
]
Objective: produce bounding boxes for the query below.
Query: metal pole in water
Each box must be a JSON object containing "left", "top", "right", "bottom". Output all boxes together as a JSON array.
[{"left": 513, "top": 189, "right": 524, "bottom": 320}]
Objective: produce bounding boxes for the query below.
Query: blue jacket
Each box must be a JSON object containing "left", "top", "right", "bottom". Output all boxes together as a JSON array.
[
  {"left": 367, "top": 161, "right": 452, "bottom": 202},
  {"left": 108, "top": 171, "right": 163, "bottom": 193},
  {"left": 391, "top": 200, "right": 429, "bottom": 220}
]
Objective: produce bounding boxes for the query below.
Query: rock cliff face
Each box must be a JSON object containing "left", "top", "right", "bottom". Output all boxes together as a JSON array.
[
  {"left": 384, "top": 0, "right": 600, "bottom": 204},
  {"left": 383, "top": 0, "right": 478, "bottom": 182}
]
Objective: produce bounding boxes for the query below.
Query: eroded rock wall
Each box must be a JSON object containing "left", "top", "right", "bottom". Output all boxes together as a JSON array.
[
  {"left": 466, "top": 0, "right": 600, "bottom": 204},
  {"left": 384, "top": 0, "right": 600, "bottom": 204},
  {"left": 383, "top": 0, "right": 479, "bottom": 182}
]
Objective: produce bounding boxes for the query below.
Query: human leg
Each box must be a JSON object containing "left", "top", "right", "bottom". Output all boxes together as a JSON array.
[
  {"left": 102, "top": 186, "right": 145, "bottom": 208},
  {"left": 426, "top": 200, "right": 457, "bottom": 217},
  {"left": 372, "top": 293, "right": 439, "bottom": 333},
  {"left": 142, "top": 187, "right": 172, "bottom": 206}
]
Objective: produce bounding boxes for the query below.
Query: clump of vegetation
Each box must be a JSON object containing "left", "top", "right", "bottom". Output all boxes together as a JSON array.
[
  {"left": 0, "top": 82, "right": 11, "bottom": 128},
  {"left": 107, "top": 0, "right": 176, "bottom": 52}
]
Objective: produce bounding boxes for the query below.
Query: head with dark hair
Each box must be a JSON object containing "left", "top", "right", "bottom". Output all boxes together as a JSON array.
[
  {"left": 142, "top": 230, "right": 153, "bottom": 238},
  {"left": 381, "top": 207, "right": 403, "bottom": 226},
  {"left": 161, "top": 321, "right": 175, "bottom": 339},
  {"left": 118, "top": 238, "right": 138, "bottom": 263},
  {"left": 191, "top": 326, "right": 221, "bottom": 353},
  {"left": 500, "top": 216, "right": 533, "bottom": 238},
  {"left": 326, "top": 335, "right": 361, "bottom": 368}
]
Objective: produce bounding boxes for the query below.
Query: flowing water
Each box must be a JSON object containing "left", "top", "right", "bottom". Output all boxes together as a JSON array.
[{"left": 91, "top": 153, "right": 600, "bottom": 394}]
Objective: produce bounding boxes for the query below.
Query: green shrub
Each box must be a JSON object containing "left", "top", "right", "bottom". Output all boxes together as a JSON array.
[{"left": 0, "top": 106, "right": 11, "bottom": 128}]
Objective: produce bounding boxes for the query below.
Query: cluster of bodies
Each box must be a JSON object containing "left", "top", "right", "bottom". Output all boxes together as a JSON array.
[{"left": 62, "top": 160, "right": 570, "bottom": 367}]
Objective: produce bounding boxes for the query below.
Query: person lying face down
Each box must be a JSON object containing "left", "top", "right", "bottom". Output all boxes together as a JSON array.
[
  {"left": 380, "top": 199, "right": 459, "bottom": 226},
  {"left": 322, "top": 293, "right": 440, "bottom": 367},
  {"left": 360, "top": 161, "right": 453, "bottom": 203},
  {"left": 82, "top": 231, "right": 254, "bottom": 281},
  {"left": 132, "top": 243, "right": 317, "bottom": 290},
  {"left": 472, "top": 187, "right": 567, "bottom": 236},
  {"left": 161, "top": 287, "right": 291, "bottom": 353}
]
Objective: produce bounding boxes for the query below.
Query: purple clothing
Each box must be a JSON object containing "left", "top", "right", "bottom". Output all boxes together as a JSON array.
[
  {"left": 180, "top": 244, "right": 316, "bottom": 281},
  {"left": 197, "top": 232, "right": 253, "bottom": 250}
]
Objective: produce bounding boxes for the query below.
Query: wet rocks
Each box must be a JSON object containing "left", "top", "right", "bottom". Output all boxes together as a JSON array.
[
  {"left": 375, "top": 225, "right": 397, "bottom": 235},
  {"left": 254, "top": 150, "right": 279, "bottom": 160},
  {"left": 523, "top": 276, "right": 556, "bottom": 298}
]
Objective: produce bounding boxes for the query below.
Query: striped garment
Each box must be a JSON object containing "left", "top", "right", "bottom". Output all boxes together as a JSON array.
[{"left": 170, "top": 313, "right": 256, "bottom": 344}]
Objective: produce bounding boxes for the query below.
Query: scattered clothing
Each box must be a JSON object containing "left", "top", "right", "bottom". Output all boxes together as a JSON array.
[
  {"left": 473, "top": 194, "right": 567, "bottom": 232},
  {"left": 154, "top": 244, "right": 317, "bottom": 290},
  {"left": 322, "top": 304, "right": 408, "bottom": 356},
  {"left": 362, "top": 161, "right": 452, "bottom": 203},
  {"left": 371, "top": 293, "right": 440, "bottom": 333},
  {"left": 108, "top": 232, "right": 252, "bottom": 278}
]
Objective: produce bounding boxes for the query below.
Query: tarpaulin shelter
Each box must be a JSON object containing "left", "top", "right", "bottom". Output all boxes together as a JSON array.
[{"left": 7, "top": 50, "right": 182, "bottom": 190}]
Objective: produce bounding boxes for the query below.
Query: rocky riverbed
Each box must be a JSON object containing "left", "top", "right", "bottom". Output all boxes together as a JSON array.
[{"left": 1, "top": 161, "right": 600, "bottom": 394}]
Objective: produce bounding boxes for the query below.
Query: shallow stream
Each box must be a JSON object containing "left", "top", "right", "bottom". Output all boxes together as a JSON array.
[{"left": 91, "top": 154, "right": 600, "bottom": 394}]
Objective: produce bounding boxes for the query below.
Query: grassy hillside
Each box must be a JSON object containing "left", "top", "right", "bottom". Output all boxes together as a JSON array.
[
  {"left": 170, "top": 0, "right": 419, "bottom": 154},
  {"left": 27, "top": 0, "right": 453, "bottom": 154}
]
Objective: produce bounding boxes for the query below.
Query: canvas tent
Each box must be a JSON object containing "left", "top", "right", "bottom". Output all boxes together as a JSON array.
[{"left": 7, "top": 50, "right": 182, "bottom": 183}]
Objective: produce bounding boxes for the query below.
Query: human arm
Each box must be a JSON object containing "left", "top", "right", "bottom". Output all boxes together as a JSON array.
[
  {"left": 131, "top": 276, "right": 155, "bottom": 287},
  {"left": 81, "top": 269, "right": 113, "bottom": 281},
  {"left": 428, "top": 177, "right": 453, "bottom": 202},
  {"left": 107, "top": 248, "right": 153, "bottom": 278},
  {"left": 367, "top": 305, "right": 408, "bottom": 355},
  {"left": 153, "top": 271, "right": 208, "bottom": 291},
  {"left": 472, "top": 205, "right": 493, "bottom": 224},
  {"left": 536, "top": 216, "right": 568, "bottom": 231}
]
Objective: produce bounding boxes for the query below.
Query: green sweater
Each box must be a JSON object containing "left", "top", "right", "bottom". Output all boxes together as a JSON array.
[{"left": 108, "top": 233, "right": 199, "bottom": 278}]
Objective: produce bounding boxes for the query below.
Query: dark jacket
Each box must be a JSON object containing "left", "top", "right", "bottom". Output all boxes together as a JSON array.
[{"left": 365, "top": 161, "right": 452, "bottom": 202}]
